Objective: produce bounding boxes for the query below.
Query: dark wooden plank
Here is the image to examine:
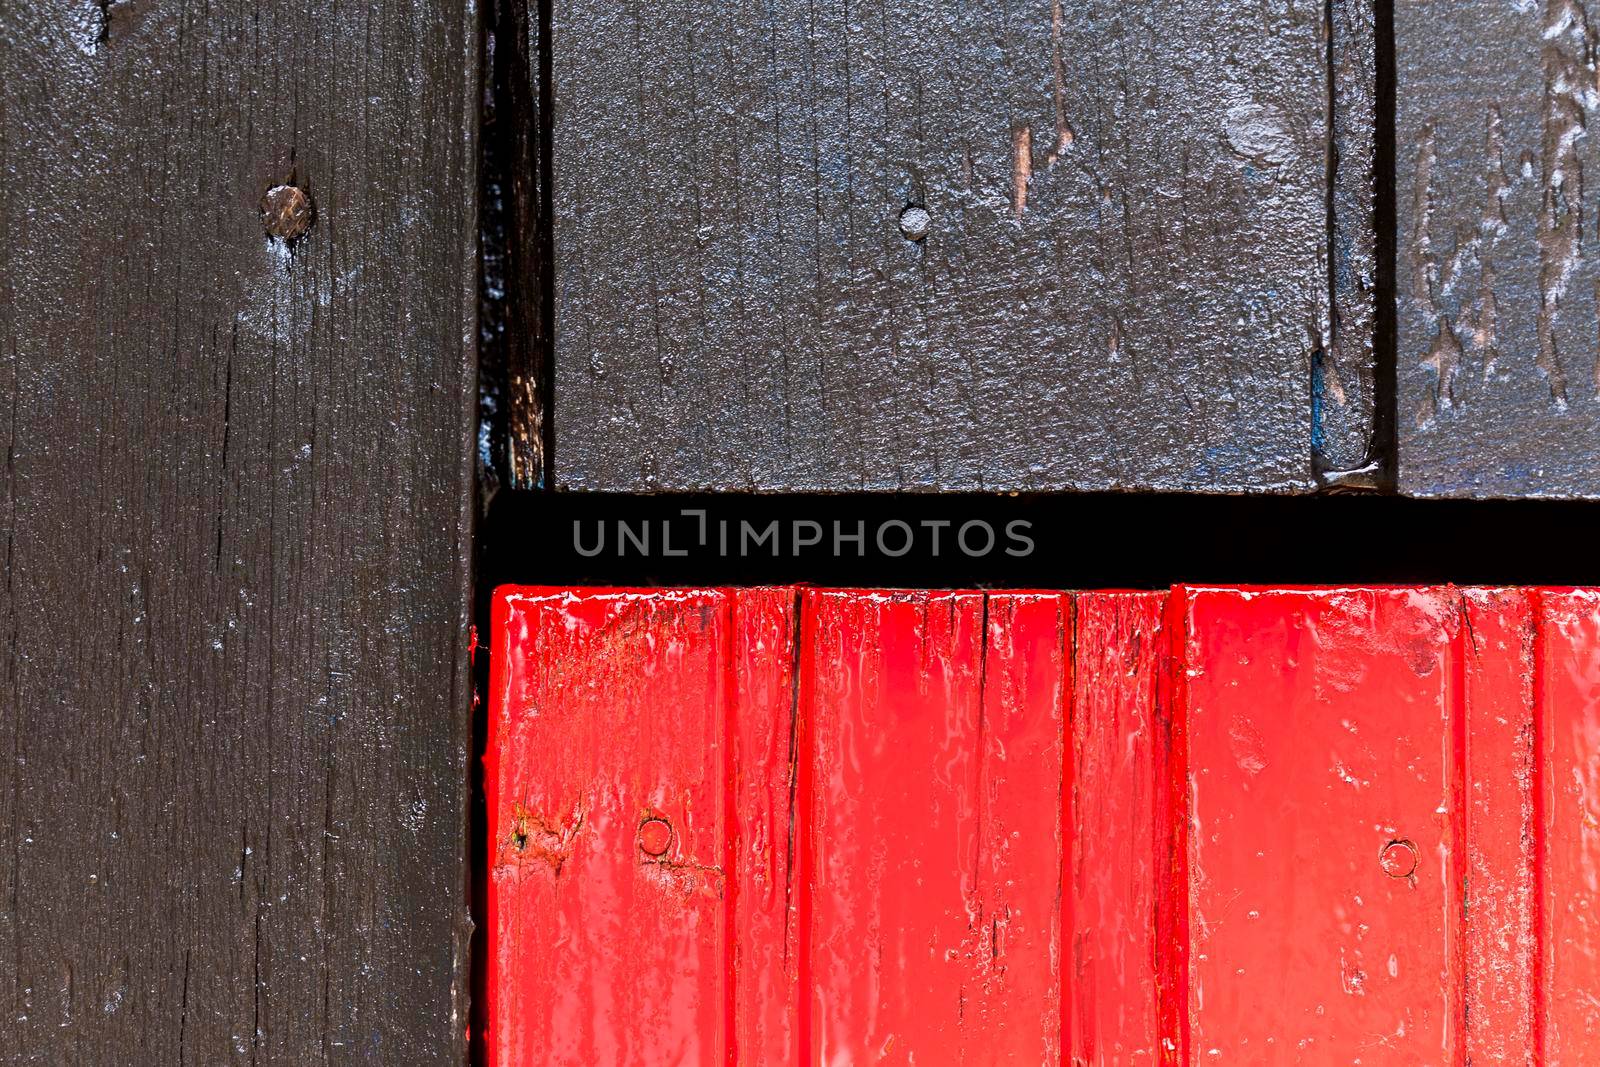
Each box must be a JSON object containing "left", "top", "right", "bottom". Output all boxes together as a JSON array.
[
  {"left": 547, "top": 0, "right": 1339, "bottom": 491},
  {"left": 0, "top": 2, "right": 477, "bottom": 1061},
  {"left": 1397, "top": 1, "right": 1600, "bottom": 497}
]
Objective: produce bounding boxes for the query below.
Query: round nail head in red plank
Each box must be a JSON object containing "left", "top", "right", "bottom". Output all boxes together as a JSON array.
[
  {"left": 1380, "top": 839, "right": 1419, "bottom": 879},
  {"left": 638, "top": 817, "right": 673, "bottom": 857}
]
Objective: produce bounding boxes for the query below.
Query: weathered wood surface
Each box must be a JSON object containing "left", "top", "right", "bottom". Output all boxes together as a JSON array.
[
  {"left": 1397, "top": 1, "right": 1600, "bottom": 496},
  {"left": 0, "top": 2, "right": 478, "bottom": 1062},
  {"left": 545, "top": 0, "right": 1347, "bottom": 492},
  {"left": 1327, "top": 0, "right": 1380, "bottom": 479},
  {"left": 491, "top": 585, "right": 1600, "bottom": 1062}
]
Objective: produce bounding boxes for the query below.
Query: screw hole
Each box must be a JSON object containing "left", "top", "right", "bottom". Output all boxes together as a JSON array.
[
  {"left": 1380, "top": 838, "right": 1419, "bottom": 879},
  {"left": 638, "top": 817, "right": 673, "bottom": 858}
]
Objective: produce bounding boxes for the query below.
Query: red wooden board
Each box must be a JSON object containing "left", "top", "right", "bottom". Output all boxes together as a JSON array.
[{"left": 488, "top": 587, "right": 1600, "bottom": 1065}]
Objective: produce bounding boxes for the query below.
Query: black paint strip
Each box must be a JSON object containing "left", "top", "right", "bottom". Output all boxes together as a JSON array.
[{"left": 483, "top": 490, "right": 1600, "bottom": 589}]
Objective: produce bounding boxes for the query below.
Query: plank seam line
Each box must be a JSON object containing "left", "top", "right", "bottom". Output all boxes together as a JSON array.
[
  {"left": 1159, "top": 589, "right": 1191, "bottom": 1064},
  {"left": 1530, "top": 588, "right": 1548, "bottom": 1063},
  {"left": 1450, "top": 591, "right": 1471, "bottom": 1065},
  {"left": 793, "top": 589, "right": 815, "bottom": 1067},
  {"left": 722, "top": 593, "right": 740, "bottom": 1065},
  {"left": 1372, "top": 0, "right": 1400, "bottom": 489},
  {"left": 1059, "top": 593, "right": 1076, "bottom": 1063}
]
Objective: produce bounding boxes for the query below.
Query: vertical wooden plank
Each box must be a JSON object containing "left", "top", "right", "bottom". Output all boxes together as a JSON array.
[
  {"left": 730, "top": 588, "right": 804, "bottom": 1064},
  {"left": 1396, "top": 2, "right": 1600, "bottom": 497},
  {"left": 489, "top": 588, "right": 731, "bottom": 1065},
  {"left": 1182, "top": 587, "right": 1462, "bottom": 1061},
  {"left": 1065, "top": 592, "right": 1169, "bottom": 1063},
  {"left": 802, "top": 590, "right": 1065, "bottom": 1063},
  {"left": 1460, "top": 589, "right": 1537, "bottom": 1064},
  {"left": 489, "top": 586, "right": 801, "bottom": 1065},
  {"left": 548, "top": 0, "right": 1333, "bottom": 492},
  {"left": 0, "top": 2, "right": 477, "bottom": 1060},
  {"left": 1534, "top": 589, "right": 1600, "bottom": 1061},
  {"left": 966, "top": 593, "right": 1070, "bottom": 1064},
  {"left": 802, "top": 590, "right": 983, "bottom": 1061}
]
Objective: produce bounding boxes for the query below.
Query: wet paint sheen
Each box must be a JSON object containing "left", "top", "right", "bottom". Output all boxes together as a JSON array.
[{"left": 488, "top": 587, "right": 1600, "bottom": 1065}]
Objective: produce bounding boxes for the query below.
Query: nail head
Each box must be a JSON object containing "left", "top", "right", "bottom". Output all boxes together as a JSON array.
[
  {"left": 638, "top": 817, "right": 673, "bottom": 857},
  {"left": 261, "top": 184, "right": 313, "bottom": 242}
]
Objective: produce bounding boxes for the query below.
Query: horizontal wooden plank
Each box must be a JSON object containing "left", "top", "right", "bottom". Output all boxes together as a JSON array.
[
  {"left": 545, "top": 1, "right": 1343, "bottom": 491},
  {"left": 1397, "top": 1, "right": 1600, "bottom": 496},
  {"left": 491, "top": 586, "right": 1600, "bottom": 1061}
]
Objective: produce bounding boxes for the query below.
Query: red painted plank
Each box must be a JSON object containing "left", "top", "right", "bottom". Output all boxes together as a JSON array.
[
  {"left": 965, "top": 593, "right": 1070, "bottom": 1063},
  {"left": 1535, "top": 590, "right": 1600, "bottom": 1062},
  {"left": 1183, "top": 588, "right": 1461, "bottom": 1062},
  {"left": 802, "top": 590, "right": 983, "bottom": 1063},
  {"left": 1067, "top": 592, "right": 1169, "bottom": 1063},
  {"left": 802, "top": 590, "right": 1065, "bottom": 1063},
  {"left": 1460, "top": 589, "right": 1536, "bottom": 1065},
  {"left": 488, "top": 585, "right": 1600, "bottom": 1064},
  {"left": 728, "top": 588, "right": 803, "bottom": 1065},
  {"left": 487, "top": 588, "right": 790, "bottom": 1066}
]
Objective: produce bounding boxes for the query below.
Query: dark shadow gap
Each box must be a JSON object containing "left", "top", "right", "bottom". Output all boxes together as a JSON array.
[
  {"left": 478, "top": 0, "right": 548, "bottom": 497},
  {"left": 1373, "top": 0, "right": 1399, "bottom": 489},
  {"left": 537, "top": 0, "right": 555, "bottom": 485},
  {"left": 1318, "top": 0, "right": 1338, "bottom": 482},
  {"left": 469, "top": 1, "right": 518, "bottom": 1062},
  {"left": 482, "top": 490, "right": 1600, "bottom": 591}
]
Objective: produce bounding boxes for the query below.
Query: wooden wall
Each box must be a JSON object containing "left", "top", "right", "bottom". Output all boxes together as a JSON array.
[{"left": 9, "top": 0, "right": 1600, "bottom": 1060}]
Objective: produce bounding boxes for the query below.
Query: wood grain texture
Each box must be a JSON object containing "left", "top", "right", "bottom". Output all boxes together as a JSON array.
[
  {"left": 0, "top": 2, "right": 478, "bottom": 1061},
  {"left": 1066, "top": 593, "right": 1168, "bottom": 1062},
  {"left": 493, "top": 586, "right": 1600, "bottom": 1062},
  {"left": 1460, "top": 589, "right": 1537, "bottom": 1064},
  {"left": 1397, "top": 0, "right": 1600, "bottom": 496},
  {"left": 487, "top": 588, "right": 797, "bottom": 1066},
  {"left": 547, "top": 0, "right": 1337, "bottom": 492},
  {"left": 803, "top": 590, "right": 1065, "bottom": 1062},
  {"left": 487, "top": 589, "right": 756, "bottom": 1065}
]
